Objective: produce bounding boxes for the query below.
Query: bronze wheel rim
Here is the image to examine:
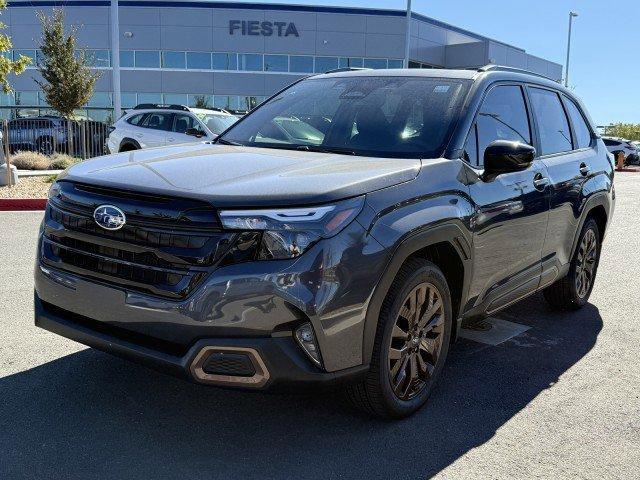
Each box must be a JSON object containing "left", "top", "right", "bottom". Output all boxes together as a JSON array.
[
  {"left": 388, "top": 282, "right": 445, "bottom": 401},
  {"left": 575, "top": 228, "right": 597, "bottom": 298}
]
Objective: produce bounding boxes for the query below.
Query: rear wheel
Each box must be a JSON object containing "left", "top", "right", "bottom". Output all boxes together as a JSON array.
[
  {"left": 346, "top": 258, "right": 452, "bottom": 419},
  {"left": 543, "top": 218, "right": 600, "bottom": 310}
]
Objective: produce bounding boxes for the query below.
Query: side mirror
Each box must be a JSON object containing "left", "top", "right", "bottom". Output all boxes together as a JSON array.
[
  {"left": 185, "top": 127, "right": 205, "bottom": 138},
  {"left": 483, "top": 140, "right": 536, "bottom": 180}
]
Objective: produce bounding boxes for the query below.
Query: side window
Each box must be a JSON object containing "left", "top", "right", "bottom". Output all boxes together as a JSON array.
[
  {"left": 141, "top": 113, "right": 173, "bottom": 131},
  {"left": 173, "top": 114, "right": 198, "bottom": 134},
  {"left": 126, "top": 114, "right": 146, "bottom": 126},
  {"left": 563, "top": 97, "right": 592, "bottom": 149},
  {"left": 603, "top": 139, "right": 617, "bottom": 147},
  {"left": 476, "top": 85, "right": 531, "bottom": 166},
  {"left": 529, "top": 88, "right": 573, "bottom": 155}
]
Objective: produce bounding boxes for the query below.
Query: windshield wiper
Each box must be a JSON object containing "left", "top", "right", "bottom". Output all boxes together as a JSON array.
[
  {"left": 295, "top": 145, "right": 356, "bottom": 155},
  {"left": 216, "top": 138, "right": 241, "bottom": 146}
]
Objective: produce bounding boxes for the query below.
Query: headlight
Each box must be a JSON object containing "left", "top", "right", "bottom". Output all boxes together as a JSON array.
[
  {"left": 48, "top": 181, "right": 61, "bottom": 201},
  {"left": 219, "top": 196, "right": 364, "bottom": 260}
]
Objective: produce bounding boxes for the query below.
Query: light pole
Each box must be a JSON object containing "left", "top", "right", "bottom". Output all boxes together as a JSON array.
[
  {"left": 111, "top": 0, "right": 122, "bottom": 119},
  {"left": 564, "top": 11, "right": 578, "bottom": 88},
  {"left": 404, "top": 0, "right": 412, "bottom": 68}
]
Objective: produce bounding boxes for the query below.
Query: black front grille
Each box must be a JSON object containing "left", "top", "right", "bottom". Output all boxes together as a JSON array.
[{"left": 41, "top": 181, "right": 235, "bottom": 299}]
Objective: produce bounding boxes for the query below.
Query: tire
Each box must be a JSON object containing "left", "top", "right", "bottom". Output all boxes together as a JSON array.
[
  {"left": 543, "top": 218, "right": 601, "bottom": 311},
  {"left": 346, "top": 258, "right": 453, "bottom": 419}
]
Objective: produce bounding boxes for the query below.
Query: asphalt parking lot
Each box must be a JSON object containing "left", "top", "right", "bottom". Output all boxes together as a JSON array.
[{"left": 1, "top": 174, "right": 639, "bottom": 480}]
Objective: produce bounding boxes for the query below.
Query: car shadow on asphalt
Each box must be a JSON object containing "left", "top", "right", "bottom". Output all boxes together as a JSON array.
[{"left": 0, "top": 293, "right": 602, "bottom": 480}]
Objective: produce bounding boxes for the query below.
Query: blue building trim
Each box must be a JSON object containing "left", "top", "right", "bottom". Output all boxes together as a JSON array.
[{"left": 7, "top": 1, "right": 522, "bottom": 51}]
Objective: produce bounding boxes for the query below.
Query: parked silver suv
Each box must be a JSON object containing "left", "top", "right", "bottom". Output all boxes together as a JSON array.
[{"left": 106, "top": 104, "right": 238, "bottom": 153}]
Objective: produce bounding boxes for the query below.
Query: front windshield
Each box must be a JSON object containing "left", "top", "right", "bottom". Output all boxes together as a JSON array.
[
  {"left": 218, "top": 76, "right": 471, "bottom": 158},
  {"left": 196, "top": 113, "right": 237, "bottom": 135}
]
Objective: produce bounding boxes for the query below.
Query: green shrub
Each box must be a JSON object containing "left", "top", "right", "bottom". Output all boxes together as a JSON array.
[{"left": 44, "top": 174, "right": 58, "bottom": 183}]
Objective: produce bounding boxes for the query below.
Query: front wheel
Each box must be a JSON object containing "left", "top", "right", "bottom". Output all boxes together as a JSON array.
[
  {"left": 346, "top": 258, "right": 452, "bottom": 419},
  {"left": 543, "top": 218, "right": 601, "bottom": 310}
]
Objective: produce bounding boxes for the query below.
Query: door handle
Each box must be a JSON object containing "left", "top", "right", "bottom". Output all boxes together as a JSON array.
[
  {"left": 579, "top": 163, "right": 590, "bottom": 176},
  {"left": 533, "top": 173, "right": 550, "bottom": 190}
]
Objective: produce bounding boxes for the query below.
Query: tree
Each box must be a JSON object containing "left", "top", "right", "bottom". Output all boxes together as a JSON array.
[
  {"left": 0, "top": 0, "right": 31, "bottom": 93},
  {"left": 36, "top": 8, "right": 100, "bottom": 118},
  {"left": 192, "top": 95, "right": 210, "bottom": 109},
  {"left": 602, "top": 123, "right": 640, "bottom": 142}
]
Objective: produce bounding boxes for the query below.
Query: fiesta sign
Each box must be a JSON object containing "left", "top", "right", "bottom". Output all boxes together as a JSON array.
[{"left": 229, "top": 20, "right": 300, "bottom": 37}]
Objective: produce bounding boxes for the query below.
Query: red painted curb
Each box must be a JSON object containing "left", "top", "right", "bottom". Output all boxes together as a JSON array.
[{"left": 0, "top": 198, "right": 47, "bottom": 211}]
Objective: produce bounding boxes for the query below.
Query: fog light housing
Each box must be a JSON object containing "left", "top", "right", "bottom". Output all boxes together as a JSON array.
[{"left": 294, "top": 322, "right": 322, "bottom": 367}]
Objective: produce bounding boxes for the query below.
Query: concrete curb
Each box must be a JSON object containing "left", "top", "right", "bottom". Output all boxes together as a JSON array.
[
  {"left": 0, "top": 198, "right": 47, "bottom": 211},
  {"left": 18, "top": 169, "right": 63, "bottom": 177}
]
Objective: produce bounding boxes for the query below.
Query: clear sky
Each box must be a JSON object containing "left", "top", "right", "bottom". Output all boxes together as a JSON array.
[{"left": 228, "top": 0, "right": 639, "bottom": 125}]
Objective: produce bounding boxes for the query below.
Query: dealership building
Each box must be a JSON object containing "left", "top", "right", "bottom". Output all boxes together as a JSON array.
[{"left": 4, "top": 1, "right": 563, "bottom": 120}]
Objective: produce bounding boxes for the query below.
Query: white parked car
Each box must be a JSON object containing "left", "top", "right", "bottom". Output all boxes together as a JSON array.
[{"left": 106, "top": 104, "right": 238, "bottom": 153}]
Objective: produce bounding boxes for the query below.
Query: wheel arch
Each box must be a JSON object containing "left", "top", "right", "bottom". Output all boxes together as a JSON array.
[
  {"left": 119, "top": 138, "right": 141, "bottom": 152},
  {"left": 362, "top": 222, "right": 473, "bottom": 365},
  {"left": 570, "top": 193, "right": 611, "bottom": 259}
]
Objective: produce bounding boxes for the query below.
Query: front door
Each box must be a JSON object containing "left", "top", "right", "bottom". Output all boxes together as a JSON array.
[{"left": 463, "top": 84, "right": 550, "bottom": 312}]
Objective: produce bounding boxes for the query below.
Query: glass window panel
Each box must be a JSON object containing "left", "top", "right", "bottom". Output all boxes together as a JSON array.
[
  {"left": 163, "top": 94, "right": 188, "bottom": 105},
  {"left": 348, "top": 57, "right": 364, "bottom": 68},
  {"left": 264, "top": 54, "right": 288, "bottom": 72},
  {"left": 408, "top": 61, "right": 421, "bottom": 69},
  {"left": 135, "top": 51, "right": 160, "bottom": 68},
  {"left": 162, "top": 51, "right": 186, "bottom": 69},
  {"left": 187, "top": 52, "right": 211, "bottom": 70},
  {"left": 314, "top": 56, "right": 338, "bottom": 73},
  {"left": 120, "top": 51, "right": 135, "bottom": 68},
  {"left": 121, "top": 93, "right": 137, "bottom": 109},
  {"left": 14, "top": 91, "right": 38, "bottom": 106},
  {"left": 229, "top": 96, "right": 241, "bottom": 111},
  {"left": 141, "top": 112, "right": 174, "bottom": 131},
  {"left": 38, "top": 92, "right": 49, "bottom": 106},
  {"left": 564, "top": 97, "right": 592, "bottom": 149},
  {"left": 228, "top": 53, "right": 237, "bottom": 70},
  {"left": 86, "top": 109, "right": 113, "bottom": 122},
  {"left": 477, "top": 85, "right": 532, "bottom": 164},
  {"left": 188, "top": 94, "right": 214, "bottom": 109},
  {"left": 14, "top": 50, "right": 36, "bottom": 63},
  {"left": 0, "top": 92, "right": 14, "bottom": 106},
  {"left": 238, "top": 54, "right": 263, "bottom": 72},
  {"left": 387, "top": 59, "right": 403, "bottom": 69},
  {"left": 363, "top": 58, "right": 387, "bottom": 69},
  {"left": 529, "top": 87, "right": 573, "bottom": 155},
  {"left": 137, "top": 93, "right": 162, "bottom": 104},
  {"left": 289, "top": 55, "right": 314, "bottom": 73},
  {"left": 214, "top": 95, "right": 230, "bottom": 110},
  {"left": 87, "top": 92, "right": 112, "bottom": 107},
  {"left": 339, "top": 57, "right": 349, "bottom": 68},
  {"left": 84, "top": 49, "right": 110, "bottom": 67}
]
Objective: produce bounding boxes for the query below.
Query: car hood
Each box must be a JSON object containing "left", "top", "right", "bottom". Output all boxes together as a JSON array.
[{"left": 60, "top": 144, "right": 421, "bottom": 207}]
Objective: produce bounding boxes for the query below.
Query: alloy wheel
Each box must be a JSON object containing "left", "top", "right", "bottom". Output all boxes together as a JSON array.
[
  {"left": 575, "top": 228, "right": 597, "bottom": 298},
  {"left": 388, "top": 282, "right": 445, "bottom": 401}
]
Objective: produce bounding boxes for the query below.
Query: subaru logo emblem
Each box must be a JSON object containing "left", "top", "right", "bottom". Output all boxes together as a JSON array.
[{"left": 93, "top": 205, "right": 126, "bottom": 230}]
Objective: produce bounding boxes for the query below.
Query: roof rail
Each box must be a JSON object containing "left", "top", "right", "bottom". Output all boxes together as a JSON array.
[
  {"left": 323, "top": 67, "right": 372, "bottom": 74},
  {"left": 133, "top": 104, "right": 190, "bottom": 111},
  {"left": 477, "top": 64, "right": 559, "bottom": 82}
]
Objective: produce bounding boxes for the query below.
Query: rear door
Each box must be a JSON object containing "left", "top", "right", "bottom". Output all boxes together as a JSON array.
[
  {"left": 464, "top": 84, "right": 550, "bottom": 312},
  {"left": 137, "top": 112, "right": 174, "bottom": 148},
  {"left": 528, "top": 87, "right": 598, "bottom": 283}
]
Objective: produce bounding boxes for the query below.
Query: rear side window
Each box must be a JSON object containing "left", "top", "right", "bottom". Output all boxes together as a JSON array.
[
  {"left": 141, "top": 113, "right": 174, "bottom": 131},
  {"left": 529, "top": 88, "right": 572, "bottom": 155},
  {"left": 475, "top": 85, "right": 531, "bottom": 166},
  {"left": 602, "top": 139, "right": 618, "bottom": 147},
  {"left": 563, "top": 97, "right": 592, "bottom": 149},
  {"left": 126, "top": 114, "right": 146, "bottom": 126}
]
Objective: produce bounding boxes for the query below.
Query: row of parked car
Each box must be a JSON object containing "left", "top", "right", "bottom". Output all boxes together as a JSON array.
[
  {"left": 4, "top": 105, "right": 241, "bottom": 159},
  {"left": 602, "top": 136, "right": 640, "bottom": 165}
]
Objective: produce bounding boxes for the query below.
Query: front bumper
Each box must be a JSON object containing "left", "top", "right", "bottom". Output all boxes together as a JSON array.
[{"left": 34, "top": 293, "right": 368, "bottom": 390}]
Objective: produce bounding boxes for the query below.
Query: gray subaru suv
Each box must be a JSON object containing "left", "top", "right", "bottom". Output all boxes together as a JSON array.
[{"left": 35, "top": 67, "right": 614, "bottom": 418}]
